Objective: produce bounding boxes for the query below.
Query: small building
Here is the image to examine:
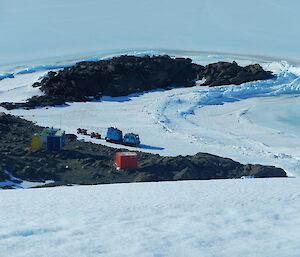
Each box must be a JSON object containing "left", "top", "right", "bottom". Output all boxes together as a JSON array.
[
  {"left": 31, "top": 133, "right": 41, "bottom": 151},
  {"left": 40, "top": 127, "right": 65, "bottom": 151},
  {"left": 115, "top": 152, "right": 138, "bottom": 170}
]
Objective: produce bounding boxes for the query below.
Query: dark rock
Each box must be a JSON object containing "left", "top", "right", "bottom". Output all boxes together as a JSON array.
[
  {"left": 243, "top": 164, "right": 286, "bottom": 178},
  {"left": 0, "top": 113, "right": 286, "bottom": 189},
  {"left": 134, "top": 172, "right": 158, "bottom": 182},
  {"left": 0, "top": 56, "right": 274, "bottom": 110},
  {"left": 201, "top": 62, "right": 273, "bottom": 87}
]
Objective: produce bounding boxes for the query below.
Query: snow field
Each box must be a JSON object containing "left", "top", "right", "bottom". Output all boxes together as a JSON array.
[
  {"left": 0, "top": 179, "right": 299, "bottom": 257},
  {"left": 0, "top": 71, "right": 46, "bottom": 103}
]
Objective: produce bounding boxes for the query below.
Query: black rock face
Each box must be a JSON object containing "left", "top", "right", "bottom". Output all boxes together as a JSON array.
[
  {"left": 0, "top": 55, "right": 274, "bottom": 110},
  {"left": 202, "top": 61, "right": 274, "bottom": 86},
  {"left": 0, "top": 113, "right": 286, "bottom": 189}
]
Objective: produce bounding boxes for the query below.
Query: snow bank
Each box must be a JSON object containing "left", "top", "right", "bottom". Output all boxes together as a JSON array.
[
  {"left": 0, "top": 171, "right": 54, "bottom": 189},
  {"left": 0, "top": 179, "right": 299, "bottom": 257}
]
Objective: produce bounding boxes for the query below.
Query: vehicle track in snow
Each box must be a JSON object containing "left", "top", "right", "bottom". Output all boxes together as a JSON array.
[{"left": 148, "top": 70, "right": 300, "bottom": 175}]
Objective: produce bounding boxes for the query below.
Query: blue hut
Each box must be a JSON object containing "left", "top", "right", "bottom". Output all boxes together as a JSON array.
[{"left": 40, "top": 127, "right": 65, "bottom": 150}]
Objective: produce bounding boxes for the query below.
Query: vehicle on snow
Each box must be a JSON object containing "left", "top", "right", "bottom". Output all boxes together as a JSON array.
[
  {"left": 123, "top": 133, "right": 140, "bottom": 147},
  {"left": 105, "top": 127, "right": 141, "bottom": 147},
  {"left": 105, "top": 127, "right": 123, "bottom": 143}
]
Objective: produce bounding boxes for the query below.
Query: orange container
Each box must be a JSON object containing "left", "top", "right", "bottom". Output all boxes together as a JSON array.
[{"left": 115, "top": 152, "right": 138, "bottom": 170}]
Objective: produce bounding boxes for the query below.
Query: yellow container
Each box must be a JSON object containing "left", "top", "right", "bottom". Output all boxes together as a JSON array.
[{"left": 31, "top": 134, "right": 41, "bottom": 151}]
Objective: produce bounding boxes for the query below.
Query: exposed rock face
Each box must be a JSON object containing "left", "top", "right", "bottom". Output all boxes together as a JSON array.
[
  {"left": 0, "top": 55, "right": 274, "bottom": 110},
  {"left": 201, "top": 61, "right": 274, "bottom": 87},
  {"left": 0, "top": 113, "right": 286, "bottom": 189}
]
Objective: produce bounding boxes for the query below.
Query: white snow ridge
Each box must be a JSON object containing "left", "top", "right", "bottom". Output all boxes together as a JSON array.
[{"left": 1, "top": 179, "right": 300, "bottom": 257}]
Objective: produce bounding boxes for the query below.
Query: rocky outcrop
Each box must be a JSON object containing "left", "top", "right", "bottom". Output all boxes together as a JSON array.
[
  {"left": 201, "top": 61, "right": 274, "bottom": 87},
  {"left": 0, "top": 55, "right": 274, "bottom": 110},
  {"left": 0, "top": 113, "right": 286, "bottom": 189}
]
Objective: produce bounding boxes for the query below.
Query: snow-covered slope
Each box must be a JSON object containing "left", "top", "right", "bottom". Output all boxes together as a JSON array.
[
  {"left": 1, "top": 0, "right": 300, "bottom": 74},
  {"left": 0, "top": 71, "right": 45, "bottom": 103},
  {"left": 0, "top": 179, "right": 299, "bottom": 257}
]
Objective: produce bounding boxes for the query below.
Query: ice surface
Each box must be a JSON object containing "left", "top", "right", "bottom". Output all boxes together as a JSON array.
[
  {"left": 1, "top": 0, "right": 300, "bottom": 75},
  {"left": 0, "top": 179, "right": 299, "bottom": 257}
]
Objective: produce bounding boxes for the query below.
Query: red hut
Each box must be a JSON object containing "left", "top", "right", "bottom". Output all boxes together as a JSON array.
[{"left": 115, "top": 152, "right": 138, "bottom": 170}]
